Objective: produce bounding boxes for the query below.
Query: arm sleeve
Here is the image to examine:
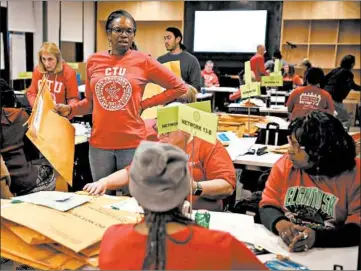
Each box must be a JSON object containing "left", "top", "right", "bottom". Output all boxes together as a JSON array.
[
  {"left": 314, "top": 223, "right": 360, "bottom": 247},
  {"left": 257, "top": 57, "right": 269, "bottom": 76},
  {"left": 347, "top": 72, "right": 361, "bottom": 91},
  {"left": 346, "top": 164, "right": 361, "bottom": 226},
  {"left": 294, "top": 75, "right": 303, "bottom": 86},
  {"left": 64, "top": 66, "right": 80, "bottom": 106},
  {"left": 229, "top": 90, "right": 241, "bottom": 101},
  {"left": 188, "top": 58, "right": 202, "bottom": 91},
  {"left": 259, "top": 156, "right": 289, "bottom": 233},
  {"left": 231, "top": 237, "right": 268, "bottom": 270},
  {"left": 325, "top": 92, "right": 335, "bottom": 115},
  {"left": 141, "top": 56, "right": 188, "bottom": 110},
  {"left": 70, "top": 61, "right": 93, "bottom": 117},
  {"left": 287, "top": 91, "right": 296, "bottom": 113},
  {"left": 202, "top": 141, "right": 236, "bottom": 189},
  {"left": 26, "top": 68, "right": 42, "bottom": 108}
]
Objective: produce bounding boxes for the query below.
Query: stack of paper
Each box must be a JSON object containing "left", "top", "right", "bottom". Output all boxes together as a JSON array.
[{"left": 0, "top": 195, "right": 141, "bottom": 270}]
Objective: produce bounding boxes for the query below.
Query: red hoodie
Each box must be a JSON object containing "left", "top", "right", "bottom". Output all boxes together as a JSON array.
[
  {"left": 201, "top": 70, "right": 219, "bottom": 87},
  {"left": 27, "top": 62, "right": 79, "bottom": 107},
  {"left": 70, "top": 50, "right": 187, "bottom": 150},
  {"left": 250, "top": 54, "right": 269, "bottom": 82}
]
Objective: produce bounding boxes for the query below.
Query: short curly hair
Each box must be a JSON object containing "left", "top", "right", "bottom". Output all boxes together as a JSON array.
[{"left": 288, "top": 111, "right": 356, "bottom": 177}]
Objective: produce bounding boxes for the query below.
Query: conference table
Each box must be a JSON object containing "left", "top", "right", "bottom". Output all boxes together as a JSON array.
[
  {"left": 228, "top": 103, "right": 289, "bottom": 116},
  {"left": 201, "top": 86, "right": 238, "bottom": 111}
]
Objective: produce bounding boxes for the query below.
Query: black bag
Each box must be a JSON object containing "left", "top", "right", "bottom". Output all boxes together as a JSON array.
[{"left": 255, "top": 122, "right": 288, "bottom": 146}]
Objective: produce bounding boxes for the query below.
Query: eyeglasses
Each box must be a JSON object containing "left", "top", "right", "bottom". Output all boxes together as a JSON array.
[
  {"left": 287, "top": 135, "right": 305, "bottom": 153},
  {"left": 110, "top": 27, "right": 135, "bottom": 36}
]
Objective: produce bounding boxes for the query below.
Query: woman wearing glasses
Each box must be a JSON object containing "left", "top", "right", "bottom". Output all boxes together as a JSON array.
[
  {"left": 259, "top": 111, "right": 360, "bottom": 252},
  {"left": 55, "top": 10, "right": 187, "bottom": 188}
]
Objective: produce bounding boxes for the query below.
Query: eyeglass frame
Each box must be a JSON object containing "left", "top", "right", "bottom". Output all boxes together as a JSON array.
[{"left": 108, "top": 27, "right": 135, "bottom": 36}]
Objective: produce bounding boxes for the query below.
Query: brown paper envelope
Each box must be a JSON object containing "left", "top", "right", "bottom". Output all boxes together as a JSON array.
[
  {"left": 26, "top": 82, "right": 75, "bottom": 185},
  {"left": 49, "top": 243, "right": 98, "bottom": 267},
  {"left": 1, "top": 200, "right": 139, "bottom": 253},
  {"left": 1, "top": 225, "right": 81, "bottom": 270},
  {"left": 1, "top": 218, "right": 54, "bottom": 245}
]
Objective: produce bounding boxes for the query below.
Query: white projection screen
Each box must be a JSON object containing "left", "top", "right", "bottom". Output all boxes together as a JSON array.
[{"left": 193, "top": 10, "right": 268, "bottom": 53}]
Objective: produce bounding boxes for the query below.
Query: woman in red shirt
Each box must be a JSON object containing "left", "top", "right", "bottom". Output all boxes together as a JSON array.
[
  {"left": 27, "top": 42, "right": 79, "bottom": 108},
  {"left": 99, "top": 141, "right": 266, "bottom": 270},
  {"left": 282, "top": 64, "right": 303, "bottom": 87},
  {"left": 260, "top": 111, "right": 360, "bottom": 252},
  {"left": 55, "top": 10, "right": 187, "bottom": 187}
]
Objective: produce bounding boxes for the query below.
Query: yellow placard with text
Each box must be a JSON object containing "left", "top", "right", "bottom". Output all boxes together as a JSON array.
[
  {"left": 261, "top": 75, "right": 283, "bottom": 87},
  {"left": 244, "top": 61, "right": 252, "bottom": 84},
  {"left": 141, "top": 61, "right": 181, "bottom": 120},
  {"left": 240, "top": 82, "right": 261, "bottom": 99},
  {"left": 178, "top": 106, "right": 218, "bottom": 144},
  {"left": 156, "top": 101, "right": 212, "bottom": 135},
  {"left": 18, "top": 72, "right": 33, "bottom": 79},
  {"left": 67, "top": 62, "right": 79, "bottom": 69}
]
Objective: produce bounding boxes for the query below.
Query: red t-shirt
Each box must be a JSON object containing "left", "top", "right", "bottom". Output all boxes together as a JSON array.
[
  {"left": 27, "top": 62, "right": 79, "bottom": 107},
  {"left": 70, "top": 50, "right": 187, "bottom": 149},
  {"left": 283, "top": 74, "right": 303, "bottom": 86},
  {"left": 287, "top": 85, "right": 335, "bottom": 120},
  {"left": 99, "top": 224, "right": 266, "bottom": 270},
  {"left": 186, "top": 138, "right": 236, "bottom": 211},
  {"left": 201, "top": 70, "right": 219, "bottom": 87},
  {"left": 260, "top": 155, "right": 361, "bottom": 229},
  {"left": 250, "top": 54, "right": 269, "bottom": 82}
]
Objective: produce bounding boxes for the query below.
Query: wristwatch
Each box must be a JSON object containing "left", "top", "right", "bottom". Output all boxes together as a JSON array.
[{"left": 193, "top": 182, "right": 203, "bottom": 196}]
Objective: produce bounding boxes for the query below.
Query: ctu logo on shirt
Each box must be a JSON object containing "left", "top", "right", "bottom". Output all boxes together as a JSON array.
[
  {"left": 105, "top": 67, "right": 126, "bottom": 76},
  {"left": 37, "top": 79, "right": 63, "bottom": 93}
]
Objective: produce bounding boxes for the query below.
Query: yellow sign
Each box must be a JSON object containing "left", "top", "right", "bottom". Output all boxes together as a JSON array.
[
  {"left": 156, "top": 101, "right": 212, "bottom": 135},
  {"left": 141, "top": 61, "right": 181, "bottom": 120},
  {"left": 67, "top": 62, "right": 79, "bottom": 69},
  {"left": 261, "top": 75, "right": 284, "bottom": 87},
  {"left": 244, "top": 61, "right": 252, "bottom": 84},
  {"left": 18, "top": 72, "right": 33, "bottom": 79},
  {"left": 274, "top": 59, "right": 281, "bottom": 73},
  {"left": 240, "top": 82, "right": 261, "bottom": 99},
  {"left": 178, "top": 106, "right": 218, "bottom": 144}
]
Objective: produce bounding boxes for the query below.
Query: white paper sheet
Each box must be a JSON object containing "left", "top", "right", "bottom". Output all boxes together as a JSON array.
[
  {"left": 10, "top": 33, "right": 27, "bottom": 79},
  {"left": 192, "top": 211, "right": 256, "bottom": 245},
  {"left": 108, "top": 197, "right": 144, "bottom": 214},
  {"left": 226, "top": 137, "right": 257, "bottom": 161},
  {"left": 12, "top": 191, "right": 90, "bottom": 212},
  {"left": 0, "top": 32, "right": 4, "bottom": 70},
  {"left": 253, "top": 224, "right": 290, "bottom": 256}
]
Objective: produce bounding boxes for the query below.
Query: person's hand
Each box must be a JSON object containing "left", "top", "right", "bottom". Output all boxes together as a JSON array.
[
  {"left": 54, "top": 104, "right": 71, "bottom": 117},
  {"left": 83, "top": 179, "right": 108, "bottom": 195},
  {"left": 275, "top": 219, "right": 302, "bottom": 246},
  {"left": 288, "top": 225, "right": 316, "bottom": 252}
]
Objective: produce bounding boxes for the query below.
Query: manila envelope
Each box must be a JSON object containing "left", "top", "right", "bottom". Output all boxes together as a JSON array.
[
  {"left": 26, "top": 79, "right": 75, "bottom": 185},
  {"left": 141, "top": 61, "right": 181, "bottom": 120},
  {"left": 1, "top": 225, "right": 86, "bottom": 270},
  {"left": 0, "top": 199, "right": 140, "bottom": 253}
]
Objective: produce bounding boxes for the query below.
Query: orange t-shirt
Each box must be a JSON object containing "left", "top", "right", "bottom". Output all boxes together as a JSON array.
[
  {"left": 260, "top": 155, "right": 361, "bottom": 229},
  {"left": 99, "top": 224, "right": 267, "bottom": 270},
  {"left": 27, "top": 62, "right": 79, "bottom": 107},
  {"left": 70, "top": 50, "right": 187, "bottom": 149},
  {"left": 186, "top": 137, "right": 236, "bottom": 211},
  {"left": 283, "top": 74, "right": 303, "bottom": 86},
  {"left": 286, "top": 85, "right": 334, "bottom": 120},
  {"left": 201, "top": 70, "right": 219, "bottom": 86}
]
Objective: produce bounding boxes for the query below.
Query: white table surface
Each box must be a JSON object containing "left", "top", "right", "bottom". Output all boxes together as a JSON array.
[
  {"left": 259, "top": 105, "right": 288, "bottom": 114},
  {"left": 233, "top": 144, "right": 283, "bottom": 168},
  {"left": 196, "top": 93, "right": 213, "bottom": 99},
  {"left": 202, "top": 86, "right": 238, "bottom": 93},
  {"left": 258, "top": 246, "right": 358, "bottom": 270}
]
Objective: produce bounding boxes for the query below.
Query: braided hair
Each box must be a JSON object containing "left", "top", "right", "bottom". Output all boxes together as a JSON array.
[
  {"left": 142, "top": 207, "right": 195, "bottom": 270},
  {"left": 289, "top": 111, "right": 356, "bottom": 177}
]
